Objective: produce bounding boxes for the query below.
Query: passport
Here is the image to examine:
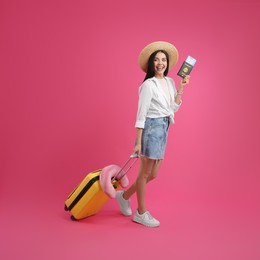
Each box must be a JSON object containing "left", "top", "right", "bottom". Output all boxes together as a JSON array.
[{"left": 177, "top": 56, "right": 197, "bottom": 78}]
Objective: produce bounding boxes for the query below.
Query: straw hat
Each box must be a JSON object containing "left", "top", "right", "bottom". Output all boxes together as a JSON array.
[{"left": 138, "top": 41, "right": 179, "bottom": 72}]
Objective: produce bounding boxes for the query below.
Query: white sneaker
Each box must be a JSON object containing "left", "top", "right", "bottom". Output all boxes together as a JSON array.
[
  {"left": 133, "top": 210, "right": 160, "bottom": 227},
  {"left": 116, "top": 190, "right": 132, "bottom": 216}
]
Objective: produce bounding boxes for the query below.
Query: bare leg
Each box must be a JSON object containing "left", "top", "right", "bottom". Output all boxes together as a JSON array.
[{"left": 123, "top": 157, "right": 162, "bottom": 214}]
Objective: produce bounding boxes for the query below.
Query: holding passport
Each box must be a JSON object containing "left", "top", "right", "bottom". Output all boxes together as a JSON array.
[{"left": 177, "top": 56, "right": 197, "bottom": 78}]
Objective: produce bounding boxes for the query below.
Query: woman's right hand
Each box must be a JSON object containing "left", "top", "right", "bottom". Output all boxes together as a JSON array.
[
  {"left": 133, "top": 128, "right": 143, "bottom": 157},
  {"left": 132, "top": 144, "right": 141, "bottom": 157}
]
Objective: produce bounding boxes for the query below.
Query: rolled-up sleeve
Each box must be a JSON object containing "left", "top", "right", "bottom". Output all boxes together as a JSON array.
[
  {"left": 172, "top": 98, "right": 182, "bottom": 112},
  {"left": 135, "top": 82, "right": 152, "bottom": 128}
]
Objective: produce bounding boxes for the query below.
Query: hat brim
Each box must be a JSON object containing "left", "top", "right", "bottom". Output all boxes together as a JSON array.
[{"left": 138, "top": 41, "right": 179, "bottom": 72}]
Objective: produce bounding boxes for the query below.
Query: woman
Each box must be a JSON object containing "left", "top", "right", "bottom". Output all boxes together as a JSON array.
[{"left": 116, "top": 41, "right": 190, "bottom": 227}]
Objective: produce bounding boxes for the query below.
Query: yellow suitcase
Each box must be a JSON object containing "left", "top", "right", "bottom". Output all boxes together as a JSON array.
[{"left": 64, "top": 155, "right": 138, "bottom": 220}]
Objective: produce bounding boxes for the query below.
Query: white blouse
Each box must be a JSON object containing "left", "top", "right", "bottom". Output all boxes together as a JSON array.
[{"left": 135, "top": 76, "right": 181, "bottom": 129}]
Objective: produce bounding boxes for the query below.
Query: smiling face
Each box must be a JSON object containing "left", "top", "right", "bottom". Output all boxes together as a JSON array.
[{"left": 153, "top": 51, "right": 168, "bottom": 78}]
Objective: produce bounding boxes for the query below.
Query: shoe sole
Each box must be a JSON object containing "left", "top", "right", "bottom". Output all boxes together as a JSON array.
[
  {"left": 132, "top": 217, "right": 160, "bottom": 227},
  {"left": 121, "top": 210, "right": 132, "bottom": 216}
]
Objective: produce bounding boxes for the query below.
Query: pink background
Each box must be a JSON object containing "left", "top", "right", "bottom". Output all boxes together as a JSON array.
[{"left": 1, "top": 0, "right": 260, "bottom": 259}]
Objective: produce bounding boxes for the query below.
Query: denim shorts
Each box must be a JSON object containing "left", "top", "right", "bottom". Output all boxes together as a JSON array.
[{"left": 141, "top": 117, "right": 170, "bottom": 160}]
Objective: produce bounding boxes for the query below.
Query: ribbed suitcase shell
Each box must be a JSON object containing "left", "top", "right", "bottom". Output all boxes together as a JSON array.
[{"left": 64, "top": 169, "right": 119, "bottom": 220}]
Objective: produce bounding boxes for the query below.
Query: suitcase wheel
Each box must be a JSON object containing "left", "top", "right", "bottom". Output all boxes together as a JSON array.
[
  {"left": 71, "top": 215, "right": 78, "bottom": 221},
  {"left": 64, "top": 205, "right": 69, "bottom": 211}
]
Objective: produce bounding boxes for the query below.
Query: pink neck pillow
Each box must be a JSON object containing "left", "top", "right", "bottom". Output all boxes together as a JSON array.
[{"left": 99, "top": 165, "right": 129, "bottom": 198}]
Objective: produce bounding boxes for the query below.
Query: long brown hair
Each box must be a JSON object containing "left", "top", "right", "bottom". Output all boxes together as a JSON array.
[{"left": 143, "top": 50, "right": 169, "bottom": 82}]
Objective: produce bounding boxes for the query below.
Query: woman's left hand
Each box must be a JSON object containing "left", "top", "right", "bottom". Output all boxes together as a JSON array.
[{"left": 180, "top": 75, "right": 190, "bottom": 88}]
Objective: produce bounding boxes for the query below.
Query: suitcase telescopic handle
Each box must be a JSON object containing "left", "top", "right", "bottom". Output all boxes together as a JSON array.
[{"left": 112, "top": 154, "right": 139, "bottom": 182}]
